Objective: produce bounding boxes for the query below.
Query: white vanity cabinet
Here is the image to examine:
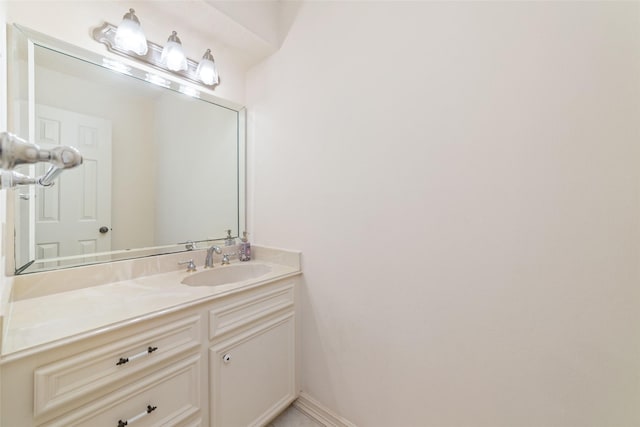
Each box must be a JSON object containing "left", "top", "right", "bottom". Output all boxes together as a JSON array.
[
  {"left": 0, "top": 273, "right": 299, "bottom": 427},
  {"left": 41, "top": 354, "right": 203, "bottom": 427},
  {"left": 208, "top": 281, "right": 297, "bottom": 427},
  {"left": 1, "top": 310, "right": 205, "bottom": 427}
]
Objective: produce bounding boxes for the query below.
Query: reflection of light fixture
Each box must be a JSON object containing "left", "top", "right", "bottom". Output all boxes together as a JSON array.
[
  {"left": 196, "top": 49, "right": 219, "bottom": 86},
  {"left": 145, "top": 73, "right": 171, "bottom": 88},
  {"left": 102, "top": 58, "right": 132, "bottom": 75},
  {"left": 179, "top": 85, "right": 200, "bottom": 98},
  {"left": 114, "top": 8, "right": 147, "bottom": 55},
  {"left": 161, "top": 31, "right": 188, "bottom": 72}
]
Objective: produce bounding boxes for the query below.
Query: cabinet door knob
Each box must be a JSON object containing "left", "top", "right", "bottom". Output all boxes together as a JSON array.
[{"left": 223, "top": 354, "right": 232, "bottom": 363}]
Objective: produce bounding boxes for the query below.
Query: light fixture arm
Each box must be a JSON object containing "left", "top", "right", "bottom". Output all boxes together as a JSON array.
[
  {"left": 122, "top": 8, "right": 141, "bottom": 25},
  {"left": 92, "top": 22, "right": 220, "bottom": 89},
  {"left": 202, "top": 49, "right": 215, "bottom": 62},
  {"left": 167, "top": 30, "right": 181, "bottom": 44}
]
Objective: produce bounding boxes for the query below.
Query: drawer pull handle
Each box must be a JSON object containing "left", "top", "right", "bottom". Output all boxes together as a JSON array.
[
  {"left": 117, "top": 405, "right": 157, "bottom": 426},
  {"left": 116, "top": 346, "right": 159, "bottom": 366}
]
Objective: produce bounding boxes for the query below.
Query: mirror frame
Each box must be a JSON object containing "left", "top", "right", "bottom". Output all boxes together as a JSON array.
[{"left": 6, "top": 24, "right": 246, "bottom": 275}]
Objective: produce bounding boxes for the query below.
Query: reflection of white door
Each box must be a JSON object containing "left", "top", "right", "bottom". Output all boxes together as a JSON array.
[{"left": 33, "top": 105, "right": 112, "bottom": 259}]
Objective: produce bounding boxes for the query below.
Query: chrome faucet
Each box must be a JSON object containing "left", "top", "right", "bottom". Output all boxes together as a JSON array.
[{"left": 205, "top": 245, "right": 222, "bottom": 268}]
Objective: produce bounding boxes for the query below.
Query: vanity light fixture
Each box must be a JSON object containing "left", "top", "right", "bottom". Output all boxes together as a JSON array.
[
  {"left": 196, "top": 49, "right": 219, "bottom": 86},
  {"left": 160, "top": 31, "right": 188, "bottom": 72},
  {"left": 113, "top": 8, "right": 147, "bottom": 55},
  {"left": 92, "top": 11, "right": 221, "bottom": 89}
]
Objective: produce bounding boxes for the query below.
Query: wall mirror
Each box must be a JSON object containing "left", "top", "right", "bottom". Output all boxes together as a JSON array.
[{"left": 8, "top": 24, "right": 246, "bottom": 274}]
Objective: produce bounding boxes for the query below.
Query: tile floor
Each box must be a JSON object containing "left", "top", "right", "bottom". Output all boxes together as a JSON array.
[{"left": 268, "top": 405, "right": 323, "bottom": 427}]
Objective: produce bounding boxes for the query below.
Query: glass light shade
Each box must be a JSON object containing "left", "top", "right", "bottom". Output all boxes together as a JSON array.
[
  {"left": 196, "top": 49, "right": 219, "bottom": 85},
  {"left": 114, "top": 9, "right": 148, "bottom": 55},
  {"left": 160, "top": 31, "right": 188, "bottom": 72}
]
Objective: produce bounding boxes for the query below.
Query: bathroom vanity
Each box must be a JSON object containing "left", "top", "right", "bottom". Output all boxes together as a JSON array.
[
  {"left": 0, "top": 20, "right": 296, "bottom": 427},
  {"left": 0, "top": 246, "right": 301, "bottom": 426}
]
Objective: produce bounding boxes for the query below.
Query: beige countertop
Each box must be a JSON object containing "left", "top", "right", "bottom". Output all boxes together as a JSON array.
[{"left": 0, "top": 246, "right": 301, "bottom": 359}]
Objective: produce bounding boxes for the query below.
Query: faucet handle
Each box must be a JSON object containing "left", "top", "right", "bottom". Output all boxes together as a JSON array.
[
  {"left": 221, "top": 252, "right": 236, "bottom": 265},
  {"left": 179, "top": 259, "right": 197, "bottom": 272}
]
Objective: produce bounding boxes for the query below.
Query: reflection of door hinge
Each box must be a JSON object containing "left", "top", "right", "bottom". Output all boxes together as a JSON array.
[{"left": 19, "top": 193, "right": 30, "bottom": 200}]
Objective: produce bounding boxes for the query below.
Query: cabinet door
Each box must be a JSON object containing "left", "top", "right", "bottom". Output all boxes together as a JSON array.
[{"left": 210, "top": 314, "right": 295, "bottom": 427}]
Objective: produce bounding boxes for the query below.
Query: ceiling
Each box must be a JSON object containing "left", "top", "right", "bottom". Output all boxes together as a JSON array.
[{"left": 124, "top": 0, "right": 301, "bottom": 69}]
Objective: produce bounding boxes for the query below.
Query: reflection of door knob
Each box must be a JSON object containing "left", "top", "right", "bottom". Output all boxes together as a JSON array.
[{"left": 99, "top": 226, "right": 109, "bottom": 234}]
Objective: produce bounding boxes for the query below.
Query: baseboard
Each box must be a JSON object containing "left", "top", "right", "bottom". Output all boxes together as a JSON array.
[{"left": 293, "top": 392, "right": 357, "bottom": 427}]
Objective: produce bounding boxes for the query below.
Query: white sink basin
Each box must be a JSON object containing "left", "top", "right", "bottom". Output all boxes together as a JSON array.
[{"left": 181, "top": 263, "right": 272, "bottom": 287}]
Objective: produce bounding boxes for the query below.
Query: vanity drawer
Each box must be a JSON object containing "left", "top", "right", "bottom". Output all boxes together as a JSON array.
[
  {"left": 42, "top": 354, "right": 202, "bottom": 427},
  {"left": 209, "top": 282, "right": 294, "bottom": 340},
  {"left": 34, "top": 314, "right": 201, "bottom": 418}
]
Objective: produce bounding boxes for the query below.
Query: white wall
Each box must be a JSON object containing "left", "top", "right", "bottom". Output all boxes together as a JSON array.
[
  {"left": 0, "top": 0, "right": 7, "bottom": 414},
  {"left": 247, "top": 2, "right": 640, "bottom": 426},
  {"left": 0, "top": 1, "right": 6, "bottom": 134},
  {"left": 0, "top": 4, "right": 7, "bottom": 251},
  {"left": 1, "top": 2, "right": 9, "bottom": 276}
]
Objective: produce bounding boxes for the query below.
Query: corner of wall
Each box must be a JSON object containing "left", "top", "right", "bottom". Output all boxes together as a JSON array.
[
  {"left": 1, "top": 0, "right": 8, "bottom": 278},
  {"left": 0, "top": 0, "right": 7, "bottom": 414}
]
